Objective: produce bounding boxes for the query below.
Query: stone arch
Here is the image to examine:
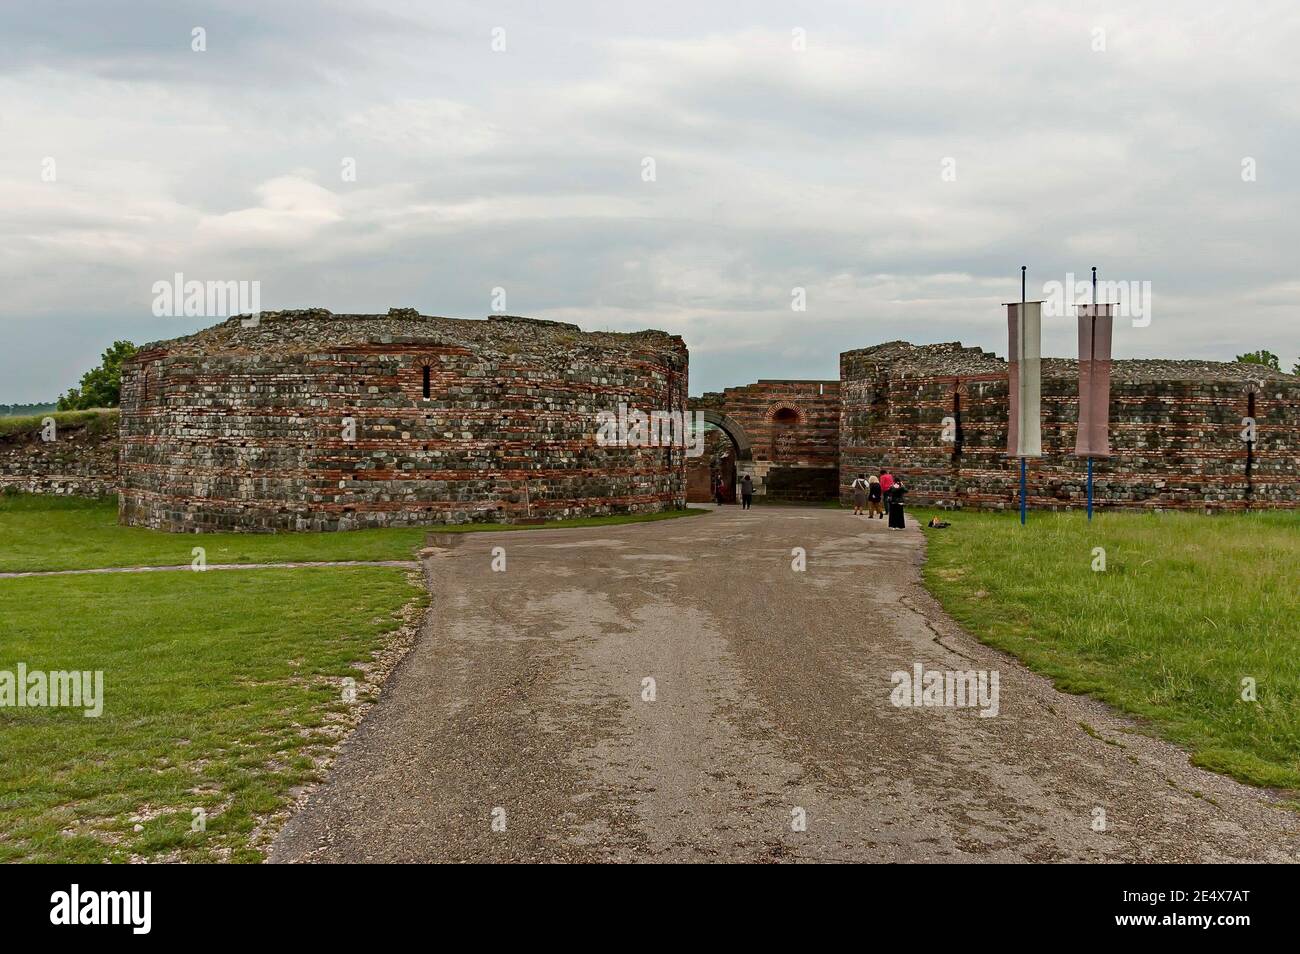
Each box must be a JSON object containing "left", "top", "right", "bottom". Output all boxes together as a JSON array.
[{"left": 699, "top": 409, "right": 753, "bottom": 461}]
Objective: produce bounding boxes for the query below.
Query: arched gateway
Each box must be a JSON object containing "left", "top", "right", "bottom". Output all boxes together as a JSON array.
[
  {"left": 686, "top": 381, "right": 841, "bottom": 504},
  {"left": 682, "top": 409, "right": 754, "bottom": 504},
  {"left": 698, "top": 410, "right": 753, "bottom": 461}
]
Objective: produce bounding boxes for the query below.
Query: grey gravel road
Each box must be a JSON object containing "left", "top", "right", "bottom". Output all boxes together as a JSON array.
[{"left": 271, "top": 506, "right": 1300, "bottom": 863}]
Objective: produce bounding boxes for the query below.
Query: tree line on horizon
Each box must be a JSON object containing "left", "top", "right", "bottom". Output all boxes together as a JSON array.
[
  {"left": 4, "top": 341, "right": 1297, "bottom": 418},
  {"left": 0, "top": 402, "right": 58, "bottom": 418},
  {"left": 1235, "top": 350, "right": 1299, "bottom": 376},
  {"left": 53, "top": 341, "right": 138, "bottom": 411}
]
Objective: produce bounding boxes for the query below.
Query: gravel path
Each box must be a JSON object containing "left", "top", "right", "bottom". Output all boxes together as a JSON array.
[{"left": 271, "top": 506, "right": 1300, "bottom": 863}]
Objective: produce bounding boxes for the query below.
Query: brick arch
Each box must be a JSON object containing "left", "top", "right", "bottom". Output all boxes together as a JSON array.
[
  {"left": 699, "top": 410, "right": 753, "bottom": 461},
  {"left": 765, "top": 402, "right": 804, "bottom": 424}
]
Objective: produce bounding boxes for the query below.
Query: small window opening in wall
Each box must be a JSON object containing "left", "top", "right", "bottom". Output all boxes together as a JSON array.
[
  {"left": 772, "top": 407, "right": 799, "bottom": 425},
  {"left": 422, "top": 365, "right": 431, "bottom": 399}
]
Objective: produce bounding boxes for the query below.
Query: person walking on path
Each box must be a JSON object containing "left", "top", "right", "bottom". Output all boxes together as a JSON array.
[
  {"left": 886, "top": 475, "right": 907, "bottom": 530},
  {"left": 850, "top": 474, "right": 870, "bottom": 515},
  {"left": 867, "top": 474, "right": 883, "bottom": 518},
  {"left": 879, "top": 469, "right": 894, "bottom": 500},
  {"left": 740, "top": 474, "right": 754, "bottom": 510}
]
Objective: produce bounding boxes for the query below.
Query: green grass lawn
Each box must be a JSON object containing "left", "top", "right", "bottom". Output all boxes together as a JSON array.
[
  {"left": 0, "top": 567, "right": 422, "bottom": 862},
  {"left": 0, "top": 493, "right": 706, "bottom": 862},
  {"left": 0, "top": 494, "right": 426, "bottom": 572},
  {"left": 0, "top": 493, "right": 706, "bottom": 572},
  {"left": 917, "top": 508, "right": 1300, "bottom": 789}
]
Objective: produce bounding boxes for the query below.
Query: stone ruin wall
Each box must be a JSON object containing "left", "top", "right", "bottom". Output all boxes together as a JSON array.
[
  {"left": 0, "top": 411, "right": 119, "bottom": 497},
  {"left": 117, "top": 310, "right": 689, "bottom": 532},
  {"left": 689, "top": 380, "right": 840, "bottom": 501},
  {"left": 11, "top": 328, "right": 1297, "bottom": 520},
  {"left": 840, "top": 342, "right": 1300, "bottom": 512}
]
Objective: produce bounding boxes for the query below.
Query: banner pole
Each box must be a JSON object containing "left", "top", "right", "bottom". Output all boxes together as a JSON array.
[
  {"left": 1088, "top": 266, "right": 1097, "bottom": 522},
  {"left": 1020, "top": 457, "right": 1027, "bottom": 525},
  {"left": 1020, "top": 265, "right": 1027, "bottom": 526},
  {"left": 1087, "top": 456, "right": 1093, "bottom": 521}
]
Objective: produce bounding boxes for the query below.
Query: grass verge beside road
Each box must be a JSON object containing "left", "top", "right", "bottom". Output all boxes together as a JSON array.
[
  {"left": 0, "top": 567, "right": 422, "bottom": 862},
  {"left": 0, "top": 493, "right": 706, "bottom": 572},
  {"left": 916, "top": 507, "right": 1300, "bottom": 789},
  {"left": 0, "top": 493, "right": 706, "bottom": 861}
]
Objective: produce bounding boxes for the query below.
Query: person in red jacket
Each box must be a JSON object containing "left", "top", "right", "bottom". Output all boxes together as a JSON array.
[{"left": 879, "top": 469, "right": 894, "bottom": 498}]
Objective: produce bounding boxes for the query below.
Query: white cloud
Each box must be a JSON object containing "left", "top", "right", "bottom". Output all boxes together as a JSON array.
[
  {"left": 197, "top": 176, "right": 344, "bottom": 246},
  {"left": 1, "top": 0, "right": 1298, "bottom": 400}
]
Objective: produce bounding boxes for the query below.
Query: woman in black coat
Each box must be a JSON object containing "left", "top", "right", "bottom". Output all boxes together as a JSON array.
[{"left": 886, "top": 477, "right": 907, "bottom": 529}]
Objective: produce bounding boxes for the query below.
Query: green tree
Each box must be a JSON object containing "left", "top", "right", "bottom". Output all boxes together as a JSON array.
[
  {"left": 57, "top": 341, "right": 138, "bottom": 410},
  {"left": 1292, "top": 359, "right": 1299, "bottom": 377},
  {"left": 1235, "top": 349, "right": 1280, "bottom": 371}
]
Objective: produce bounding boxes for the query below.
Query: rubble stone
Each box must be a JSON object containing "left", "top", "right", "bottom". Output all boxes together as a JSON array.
[{"left": 115, "top": 310, "right": 689, "bottom": 532}]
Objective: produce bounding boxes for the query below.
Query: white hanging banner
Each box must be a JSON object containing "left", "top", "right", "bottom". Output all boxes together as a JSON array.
[
  {"left": 1006, "top": 300, "right": 1042, "bottom": 458},
  {"left": 1075, "top": 303, "right": 1114, "bottom": 458}
]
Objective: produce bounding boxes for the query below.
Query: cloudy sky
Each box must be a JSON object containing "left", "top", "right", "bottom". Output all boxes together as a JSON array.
[{"left": 2, "top": 0, "right": 1297, "bottom": 401}]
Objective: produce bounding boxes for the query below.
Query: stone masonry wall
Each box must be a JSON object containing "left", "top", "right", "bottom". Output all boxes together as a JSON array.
[
  {"left": 841, "top": 342, "right": 1300, "bottom": 512},
  {"left": 0, "top": 411, "right": 119, "bottom": 496},
  {"left": 690, "top": 379, "right": 840, "bottom": 501},
  {"left": 118, "top": 310, "right": 689, "bottom": 532},
  {"left": 13, "top": 330, "right": 1295, "bottom": 518}
]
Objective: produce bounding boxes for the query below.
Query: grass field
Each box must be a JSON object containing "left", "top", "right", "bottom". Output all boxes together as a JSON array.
[
  {"left": 917, "top": 507, "right": 1300, "bottom": 790},
  {"left": 0, "top": 493, "right": 705, "bottom": 572},
  {"left": 0, "top": 494, "right": 705, "bottom": 861},
  {"left": 0, "top": 567, "right": 421, "bottom": 862}
]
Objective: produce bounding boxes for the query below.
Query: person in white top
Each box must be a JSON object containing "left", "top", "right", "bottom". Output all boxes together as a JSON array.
[{"left": 850, "top": 474, "right": 870, "bottom": 515}]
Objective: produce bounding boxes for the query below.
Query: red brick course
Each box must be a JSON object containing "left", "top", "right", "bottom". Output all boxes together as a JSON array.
[
  {"left": 840, "top": 342, "right": 1300, "bottom": 511},
  {"left": 117, "top": 310, "right": 689, "bottom": 531},
  {"left": 689, "top": 380, "right": 840, "bottom": 501}
]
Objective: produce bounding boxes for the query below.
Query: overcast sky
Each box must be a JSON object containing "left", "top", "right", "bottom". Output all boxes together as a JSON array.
[{"left": 2, "top": 0, "right": 1297, "bottom": 401}]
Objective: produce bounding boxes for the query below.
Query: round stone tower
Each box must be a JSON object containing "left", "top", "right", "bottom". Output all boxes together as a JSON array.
[{"left": 118, "top": 309, "right": 689, "bottom": 531}]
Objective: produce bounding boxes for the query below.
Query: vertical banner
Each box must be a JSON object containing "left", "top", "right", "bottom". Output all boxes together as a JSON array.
[
  {"left": 1006, "top": 301, "right": 1042, "bottom": 458},
  {"left": 1075, "top": 303, "right": 1114, "bottom": 457}
]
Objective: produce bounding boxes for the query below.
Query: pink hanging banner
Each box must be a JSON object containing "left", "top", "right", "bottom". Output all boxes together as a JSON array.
[{"left": 1075, "top": 303, "right": 1114, "bottom": 458}]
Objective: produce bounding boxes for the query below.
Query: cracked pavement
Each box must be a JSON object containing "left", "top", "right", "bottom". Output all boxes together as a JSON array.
[{"left": 271, "top": 506, "right": 1300, "bottom": 863}]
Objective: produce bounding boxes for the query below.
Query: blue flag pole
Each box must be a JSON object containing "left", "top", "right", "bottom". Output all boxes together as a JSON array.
[
  {"left": 1086, "top": 266, "right": 1097, "bottom": 523},
  {"left": 1019, "top": 265, "right": 1027, "bottom": 526},
  {"left": 1020, "top": 457, "right": 1027, "bottom": 525},
  {"left": 1087, "top": 456, "right": 1093, "bottom": 521}
]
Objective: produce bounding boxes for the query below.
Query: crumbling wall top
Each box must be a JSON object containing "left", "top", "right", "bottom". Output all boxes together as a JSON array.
[
  {"left": 131, "top": 309, "right": 685, "bottom": 362},
  {"left": 841, "top": 340, "right": 1298, "bottom": 384}
]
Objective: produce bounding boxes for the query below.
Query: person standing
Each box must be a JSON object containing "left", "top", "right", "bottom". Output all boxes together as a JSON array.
[
  {"left": 740, "top": 474, "right": 754, "bottom": 510},
  {"left": 887, "top": 475, "right": 907, "bottom": 530},
  {"left": 879, "top": 469, "right": 894, "bottom": 500},
  {"left": 850, "top": 474, "right": 869, "bottom": 515},
  {"left": 867, "top": 474, "right": 883, "bottom": 518}
]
